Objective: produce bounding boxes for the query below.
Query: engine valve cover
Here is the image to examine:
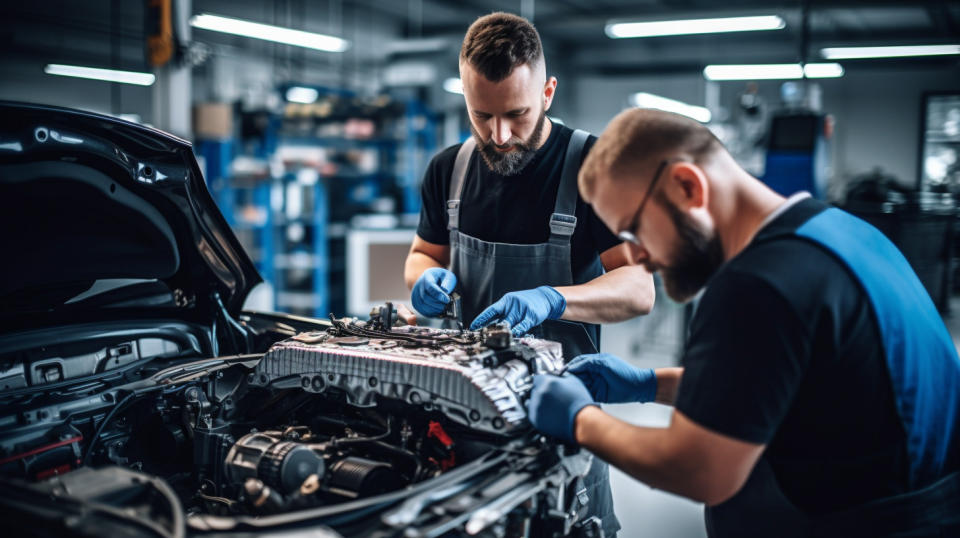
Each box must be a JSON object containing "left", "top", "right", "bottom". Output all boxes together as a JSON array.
[{"left": 250, "top": 319, "right": 564, "bottom": 435}]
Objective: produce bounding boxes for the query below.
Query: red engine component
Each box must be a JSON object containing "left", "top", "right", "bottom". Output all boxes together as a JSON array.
[
  {"left": 426, "top": 421, "right": 456, "bottom": 471},
  {"left": 0, "top": 434, "right": 83, "bottom": 480}
]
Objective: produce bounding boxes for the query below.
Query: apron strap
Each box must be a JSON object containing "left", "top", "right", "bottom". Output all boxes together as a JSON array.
[
  {"left": 550, "top": 129, "right": 589, "bottom": 246},
  {"left": 447, "top": 137, "right": 477, "bottom": 231}
]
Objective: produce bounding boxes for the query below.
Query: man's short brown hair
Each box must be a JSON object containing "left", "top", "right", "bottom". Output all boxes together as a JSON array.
[
  {"left": 579, "top": 108, "right": 723, "bottom": 203},
  {"left": 460, "top": 12, "right": 544, "bottom": 82}
]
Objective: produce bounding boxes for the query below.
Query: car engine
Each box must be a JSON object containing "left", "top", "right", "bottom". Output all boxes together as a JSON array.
[
  {"left": 0, "top": 306, "right": 593, "bottom": 537},
  {"left": 251, "top": 304, "right": 564, "bottom": 436}
]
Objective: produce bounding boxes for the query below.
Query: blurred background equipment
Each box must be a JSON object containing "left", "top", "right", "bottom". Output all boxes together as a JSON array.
[
  {"left": 920, "top": 93, "right": 960, "bottom": 194},
  {"left": 762, "top": 107, "right": 831, "bottom": 199},
  {"left": 346, "top": 228, "right": 418, "bottom": 318},
  {"left": 844, "top": 168, "right": 956, "bottom": 313}
]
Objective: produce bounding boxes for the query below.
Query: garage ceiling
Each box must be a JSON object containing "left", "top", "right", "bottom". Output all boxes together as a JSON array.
[{"left": 1, "top": 0, "right": 957, "bottom": 78}]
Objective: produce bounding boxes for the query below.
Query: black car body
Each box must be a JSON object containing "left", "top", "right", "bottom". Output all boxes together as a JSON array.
[{"left": 0, "top": 102, "right": 598, "bottom": 538}]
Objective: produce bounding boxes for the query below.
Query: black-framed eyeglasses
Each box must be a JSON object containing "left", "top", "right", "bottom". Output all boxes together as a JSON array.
[{"left": 617, "top": 158, "right": 678, "bottom": 246}]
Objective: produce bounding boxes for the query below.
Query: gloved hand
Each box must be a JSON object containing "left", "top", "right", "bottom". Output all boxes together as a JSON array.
[
  {"left": 526, "top": 373, "right": 597, "bottom": 445},
  {"left": 470, "top": 286, "right": 566, "bottom": 336},
  {"left": 565, "top": 353, "right": 657, "bottom": 404},
  {"left": 411, "top": 268, "right": 457, "bottom": 317}
]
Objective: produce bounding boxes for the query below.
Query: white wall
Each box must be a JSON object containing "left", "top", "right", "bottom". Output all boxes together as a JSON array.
[
  {"left": 567, "top": 66, "right": 960, "bottom": 192},
  {"left": 566, "top": 73, "right": 708, "bottom": 135}
]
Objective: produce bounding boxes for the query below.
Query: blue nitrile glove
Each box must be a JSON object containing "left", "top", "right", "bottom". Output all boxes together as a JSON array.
[
  {"left": 470, "top": 286, "right": 566, "bottom": 336},
  {"left": 526, "top": 373, "right": 597, "bottom": 445},
  {"left": 565, "top": 353, "right": 657, "bottom": 404},
  {"left": 411, "top": 268, "right": 457, "bottom": 317}
]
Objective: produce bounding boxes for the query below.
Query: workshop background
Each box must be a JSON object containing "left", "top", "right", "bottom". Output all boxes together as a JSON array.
[{"left": 2, "top": 1, "right": 958, "bottom": 535}]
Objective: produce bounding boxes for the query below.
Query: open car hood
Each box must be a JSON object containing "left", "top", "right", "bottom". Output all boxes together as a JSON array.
[{"left": 0, "top": 101, "right": 260, "bottom": 327}]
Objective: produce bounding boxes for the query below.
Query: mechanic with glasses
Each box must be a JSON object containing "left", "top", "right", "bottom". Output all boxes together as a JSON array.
[
  {"left": 526, "top": 107, "right": 960, "bottom": 537},
  {"left": 402, "top": 13, "right": 655, "bottom": 537}
]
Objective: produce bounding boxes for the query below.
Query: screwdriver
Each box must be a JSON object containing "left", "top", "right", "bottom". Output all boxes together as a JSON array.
[{"left": 441, "top": 292, "right": 464, "bottom": 333}]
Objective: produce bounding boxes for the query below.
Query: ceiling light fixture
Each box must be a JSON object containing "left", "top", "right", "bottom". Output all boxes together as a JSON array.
[
  {"left": 443, "top": 78, "right": 463, "bottom": 95},
  {"left": 703, "top": 63, "right": 844, "bottom": 81},
  {"left": 285, "top": 87, "right": 319, "bottom": 104},
  {"left": 385, "top": 38, "right": 450, "bottom": 55},
  {"left": 190, "top": 13, "right": 349, "bottom": 52},
  {"left": 606, "top": 15, "right": 785, "bottom": 39},
  {"left": 631, "top": 92, "right": 712, "bottom": 123},
  {"left": 802, "top": 63, "right": 845, "bottom": 78},
  {"left": 44, "top": 64, "right": 156, "bottom": 86},
  {"left": 821, "top": 44, "right": 960, "bottom": 60}
]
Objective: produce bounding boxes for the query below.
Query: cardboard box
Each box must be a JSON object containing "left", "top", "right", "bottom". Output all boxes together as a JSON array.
[{"left": 193, "top": 103, "right": 233, "bottom": 140}]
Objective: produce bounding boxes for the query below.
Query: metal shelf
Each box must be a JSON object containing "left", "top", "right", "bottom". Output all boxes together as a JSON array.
[{"left": 202, "top": 95, "right": 437, "bottom": 319}]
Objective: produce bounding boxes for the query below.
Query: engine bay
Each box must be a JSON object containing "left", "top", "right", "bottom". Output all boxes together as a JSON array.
[{"left": 0, "top": 305, "right": 588, "bottom": 536}]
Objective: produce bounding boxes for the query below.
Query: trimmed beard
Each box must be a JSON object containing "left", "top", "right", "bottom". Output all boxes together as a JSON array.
[
  {"left": 657, "top": 192, "right": 726, "bottom": 303},
  {"left": 471, "top": 107, "right": 547, "bottom": 176}
]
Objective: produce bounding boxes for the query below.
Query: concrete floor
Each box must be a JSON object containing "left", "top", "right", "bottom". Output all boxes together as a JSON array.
[
  {"left": 603, "top": 402, "right": 707, "bottom": 538},
  {"left": 598, "top": 300, "right": 707, "bottom": 538},
  {"left": 598, "top": 293, "right": 960, "bottom": 538}
]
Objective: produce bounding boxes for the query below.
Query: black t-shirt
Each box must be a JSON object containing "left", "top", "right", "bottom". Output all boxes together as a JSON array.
[
  {"left": 674, "top": 198, "right": 909, "bottom": 515},
  {"left": 416, "top": 122, "right": 621, "bottom": 285}
]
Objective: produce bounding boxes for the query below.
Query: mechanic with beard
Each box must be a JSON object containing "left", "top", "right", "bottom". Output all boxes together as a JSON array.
[
  {"left": 403, "top": 12, "right": 654, "bottom": 537},
  {"left": 526, "top": 108, "right": 960, "bottom": 537}
]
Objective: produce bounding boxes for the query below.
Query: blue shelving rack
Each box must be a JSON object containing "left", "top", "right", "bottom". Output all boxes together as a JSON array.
[
  {"left": 198, "top": 91, "right": 438, "bottom": 320},
  {"left": 196, "top": 138, "right": 276, "bottom": 305},
  {"left": 400, "top": 98, "right": 438, "bottom": 215},
  {"left": 269, "top": 171, "right": 330, "bottom": 319}
]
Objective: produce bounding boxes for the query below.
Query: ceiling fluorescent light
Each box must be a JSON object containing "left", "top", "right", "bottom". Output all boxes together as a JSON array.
[
  {"left": 44, "top": 64, "right": 155, "bottom": 86},
  {"left": 821, "top": 44, "right": 960, "bottom": 60},
  {"left": 190, "top": 13, "right": 349, "bottom": 52},
  {"left": 443, "top": 78, "right": 463, "bottom": 95},
  {"left": 385, "top": 38, "right": 449, "bottom": 55},
  {"left": 704, "top": 64, "right": 802, "bottom": 80},
  {"left": 606, "top": 15, "right": 784, "bottom": 39},
  {"left": 803, "top": 63, "right": 844, "bottom": 78},
  {"left": 632, "top": 92, "right": 711, "bottom": 123},
  {"left": 286, "top": 86, "right": 319, "bottom": 104},
  {"left": 703, "top": 63, "right": 843, "bottom": 81}
]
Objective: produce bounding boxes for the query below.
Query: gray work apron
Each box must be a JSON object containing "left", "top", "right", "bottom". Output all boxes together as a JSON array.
[
  {"left": 446, "top": 131, "right": 603, "bottom": 358},
  {"left": 446, "top": 130, "right": 619, "bottom": 536}
]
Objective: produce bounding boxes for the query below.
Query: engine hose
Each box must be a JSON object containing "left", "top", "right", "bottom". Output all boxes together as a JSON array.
[
  {"left": 330, "top": 417, "right": 393, "bottom": 447},
  {"left": 81, "top": 385, "right": 164, "bottom": 466},
  {"left": 213, "top": 292, "right": 250, "bottom": 353},
  {"left": 345, "top": 439, "right": 422, "bottom": 481}
]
